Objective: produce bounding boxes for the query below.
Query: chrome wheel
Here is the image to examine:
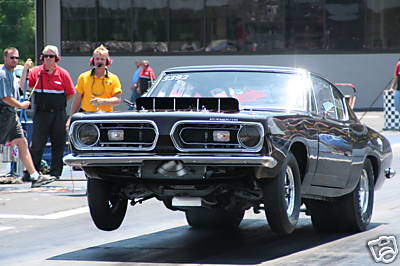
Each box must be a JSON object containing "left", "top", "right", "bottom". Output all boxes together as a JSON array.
[
  {"left": 261, "top": 152, "right": 301, "bottom": 235},
  {"left": 358, "top": 169, "right": 370, "bottom": 215},
  {"left": 285, "top": 166, "right": 295, "bottom": 216}
]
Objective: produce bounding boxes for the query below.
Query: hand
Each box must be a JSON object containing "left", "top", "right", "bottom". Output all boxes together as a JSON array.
[
  {"left": 388, "top": 88, "right": 394, "bottom": 94},
  {"left": 66, "top": 117, "right": 71, "bottom": 130},
  {"left": 90, "top": 97, "right": 103, "bottom": 107},
  {"left": 20, "top": 101, "right": 30, "bottom": 109},
  {"left": 24, "top": 58, "right": 33, "bottom": 70}
]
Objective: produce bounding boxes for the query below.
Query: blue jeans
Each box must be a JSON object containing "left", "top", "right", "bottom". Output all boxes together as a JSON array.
[
  {"left": 395, "top": 90, "right": 400, "bottom": 112},
  {"left": 128, "top": 90, "right": 139, "bottom": 110}
]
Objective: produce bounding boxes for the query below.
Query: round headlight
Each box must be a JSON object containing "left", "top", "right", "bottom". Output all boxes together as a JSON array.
[
  {"left": 238, "top": 125, "right": 262, "bottom": 149},
  {"left": 76, "top": 124, "right": 99, "bottom": 147}
]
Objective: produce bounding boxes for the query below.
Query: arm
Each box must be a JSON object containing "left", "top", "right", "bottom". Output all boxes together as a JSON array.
[
  {"left": 390, "top": 62, "right": 400, "bottom": 92},
  {"left": 389, "top": 75, "right": 397, "bottom": 92},
  {"left": 2, "top": 96, "right": 30, "bottom": 109},
  {"left": 91, "top": 92, "right": 122, "bottom": 107},
  {"left": 19, "top": 59, "right": 33, "bottom": 92},
  {"left": 69, "top": 92, "right": 83, "bottom": 116},
  {"left": 66, "top": 92, "right": 83, "bottom": 129}
]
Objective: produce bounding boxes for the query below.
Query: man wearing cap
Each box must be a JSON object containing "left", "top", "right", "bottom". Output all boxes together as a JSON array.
[
  {"left": 0, "top": 47, "right": 56, "bottom": 187},
  {"left": 26, "top": 45, "right": 75, "bottom": 178}
]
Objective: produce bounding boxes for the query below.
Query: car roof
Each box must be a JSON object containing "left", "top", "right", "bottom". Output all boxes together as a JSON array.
[{"left": 163, "top": 65, "right": 306, "bottom": 74}]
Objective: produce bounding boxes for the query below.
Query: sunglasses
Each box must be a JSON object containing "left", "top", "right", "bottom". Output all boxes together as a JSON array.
[
  {"left": 43, "top": 54, "right": 56, "bottom": 58},
  {"left": 9, "top": 56, "right": 19, "bottom": 60}
]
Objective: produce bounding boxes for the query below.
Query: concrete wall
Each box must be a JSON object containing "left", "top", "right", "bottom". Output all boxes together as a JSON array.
[
  {"left": 46, "top": 0, "right": 397, "bottom": 112},
  {"left": 58, "top": 54, "right": 396, "bottom": 111}
]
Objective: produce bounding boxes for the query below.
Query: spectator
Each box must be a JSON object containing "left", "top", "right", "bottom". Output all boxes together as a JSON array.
[
  {"left": 138, "top": 60, "right": 156, "bottom": 96},
  {"left": 128, "top": 60, "right": 143, "bottom": 110},
  {"left": 389, "top": 58, "right": 400, "bottom": 112},
  {"left": 28, "top": 45, "right": 75, "bottom": 179},
  {"left": 68, "top": 44, "right": 122, "bottom": 119},
  {"left": 0, "top": 47, "right": 55, "bottom": 187}
]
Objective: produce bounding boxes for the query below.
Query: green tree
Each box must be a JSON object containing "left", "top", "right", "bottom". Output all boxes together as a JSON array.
[{"left": 0, "top": 0, "right": 35, "bottom": 62}]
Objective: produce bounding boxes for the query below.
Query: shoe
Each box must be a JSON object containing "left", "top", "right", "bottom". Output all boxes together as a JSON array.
[
  {"left": 31, "top": 175, "right": 56, "bottom": 188},
  {"left": 22, "top": 170, "right": 31, "bottom": 182}
]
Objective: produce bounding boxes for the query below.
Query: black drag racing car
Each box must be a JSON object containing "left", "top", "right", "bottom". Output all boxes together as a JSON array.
[{"left": 64, "top": 65, "right": 395, "bottom": 234}]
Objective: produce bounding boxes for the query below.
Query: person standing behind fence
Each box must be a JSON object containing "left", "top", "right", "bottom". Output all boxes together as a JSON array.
[
  {"left": 68, "top": 44, "right": 122, "bottom": 122},
  {"left": 0, "top": 47, "right": 55, "bottom": 187},
  {"left": 28, "top": 45, "right": 75, "bottom": 179},
  {"left": 128, "top": 60, "right": 143, "bottom": 110},
  {"left": 389, "top": 58, "right": 400, "bottom": 112},
  {"left": 138, "top": 60, "right": 156, "bottom": 96}
]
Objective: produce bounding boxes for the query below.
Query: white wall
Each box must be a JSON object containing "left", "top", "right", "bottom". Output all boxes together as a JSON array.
[
  {"left": 46, "top": 0, "right": 396, "bottom": 111},
  {"left": 58, "top": 54, "right": 397, "bottom": 111}
]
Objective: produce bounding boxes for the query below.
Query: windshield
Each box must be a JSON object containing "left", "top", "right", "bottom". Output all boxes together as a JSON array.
[{"left": 149, "top": 71, "right": 308, "bottom": 110}]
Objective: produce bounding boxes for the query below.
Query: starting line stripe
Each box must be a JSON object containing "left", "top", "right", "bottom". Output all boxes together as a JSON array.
[
  {"left": 0, "top": 226, "right": 15, "bottom": 231},
  {"left": 391, "top": 143, "right": 400, "bottom": 149},
  {"left": 0, "top": 207, "right": 89, "bottom": 220}
]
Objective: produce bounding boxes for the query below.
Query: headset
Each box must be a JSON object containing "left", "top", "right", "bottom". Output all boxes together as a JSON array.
[
  {"left": 89, "top": 56, "right": 112, "bottom": 67},
  {"left": 39, "top": 54, "right": 60, "bottom": 62},
  {"left": 90, "top": 67, "right": 109, "bottom": 78}
]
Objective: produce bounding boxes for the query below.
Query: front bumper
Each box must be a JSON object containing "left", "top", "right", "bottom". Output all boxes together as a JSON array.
[{"left": 63, "top": 154, "right": 278, "bottom": 168}]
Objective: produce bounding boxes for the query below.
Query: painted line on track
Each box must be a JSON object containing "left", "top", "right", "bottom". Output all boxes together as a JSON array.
[
  {"left": 0, "top": 226, "right": 15, "bottom": 231},
  {"left": 0, "top": 206, "right": 89, "bottom": 220},
  {"left": 392, "top": 143, "right": 400, "bottom": 149}
]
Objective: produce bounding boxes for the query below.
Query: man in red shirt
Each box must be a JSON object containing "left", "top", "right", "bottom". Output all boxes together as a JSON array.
[
  {"left": 27, "top": 45, "right": 75, "bottom": 178},
  {"left": 137, "top": 60, "right": 156, "bottom": 96},
  {"left": 389, "top": 59, "right": 400, "bottom": 112}
]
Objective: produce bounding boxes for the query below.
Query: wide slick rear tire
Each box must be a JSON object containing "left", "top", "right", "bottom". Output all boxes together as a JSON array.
[{"left": 308, "top": 159, "right": 374, "bottom": 233}]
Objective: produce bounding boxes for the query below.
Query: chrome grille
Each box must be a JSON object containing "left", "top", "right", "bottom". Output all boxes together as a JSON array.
[
  {"left": 71, "top": 120, "right": 158, "bottom": 151},
  {"left": 171, "top": 120, "right": 263, "bottom": 152}
]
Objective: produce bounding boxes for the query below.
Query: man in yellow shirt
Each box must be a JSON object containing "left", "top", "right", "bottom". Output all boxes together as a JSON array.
[{"left": 67, "top": 45, "right": 122, "bottom": 126}]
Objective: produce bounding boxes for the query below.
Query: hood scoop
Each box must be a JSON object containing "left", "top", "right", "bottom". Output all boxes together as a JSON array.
[{"left": 136, "top": 97, "right": 239, "bottom": 113}]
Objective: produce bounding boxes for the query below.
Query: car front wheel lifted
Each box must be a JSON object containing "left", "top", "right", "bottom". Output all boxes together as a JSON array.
[{"left": 87, "top": 178, "right": 128, "bottom": 231}]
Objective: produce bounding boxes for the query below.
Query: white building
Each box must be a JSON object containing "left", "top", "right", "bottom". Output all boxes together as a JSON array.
[{"left": 37, "top": 0, "right": 400, "bottom": 110}]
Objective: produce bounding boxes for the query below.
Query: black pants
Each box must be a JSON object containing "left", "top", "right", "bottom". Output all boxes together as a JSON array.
[
  {"left": 30, "top": 109, "right": 67, "bottom": 176},
  {"left": 139, "top": 78, "right": 150, "bottom": 95}
]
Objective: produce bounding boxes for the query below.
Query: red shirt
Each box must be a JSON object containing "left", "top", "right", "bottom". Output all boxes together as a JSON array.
[
  {"left": 28, "top": 65, "right": 75, "bottom": 95},
  {"left": 394, "top": 61, "right": 400, "bottom": 76},
  {"left": 139, "top": 66, "right": 156, "bottom": 80}
]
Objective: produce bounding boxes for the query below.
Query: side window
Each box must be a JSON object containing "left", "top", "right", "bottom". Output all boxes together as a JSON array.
[
  {"left": 311, "top": 76, "right": 337, "bottom": 119},
  {"left": 309, "top": 85, "right": 317, "bottom": 113},
  {"left": 332, "top": 86, "right": 347, "bottom": 121}
]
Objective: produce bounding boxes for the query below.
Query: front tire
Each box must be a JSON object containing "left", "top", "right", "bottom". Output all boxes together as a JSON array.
[
  {"left": 308, "top": 159, "right": 374, "bottom": 232},
  {"left": 260, "top": 152, "right": 301, "bottom": 235},
  {"left": 185, "top": 207, "right": 244, "bottom": 229},
  {"left": 87, "top": 178, "right": 128, "bottom": 231}
]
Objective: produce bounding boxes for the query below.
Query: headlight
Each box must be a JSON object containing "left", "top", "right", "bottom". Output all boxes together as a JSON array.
[
  {"left": 238, "top": 125, "right": 262, "bottom": 148},
  {"left": 76, "top": 123, "right": 99, "bottom": 147}
]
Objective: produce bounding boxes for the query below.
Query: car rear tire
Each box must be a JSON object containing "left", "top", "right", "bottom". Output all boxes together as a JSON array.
[
  {"left": 87, "top": 178, "right": 128, "bottom": 231},
  {"left": 308, "top": 159, "right": 374, "bottom": 232},
  {"left": 260, "top": 151, "right": 301, "bottom": 235},
  {"left": 185, "top": 207, "right": 244, "bottom": 229}
]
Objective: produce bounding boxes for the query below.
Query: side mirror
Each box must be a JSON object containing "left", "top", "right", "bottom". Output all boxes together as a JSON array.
[{"left": 322, "top": 101, "right": 335, "bottom": 118}]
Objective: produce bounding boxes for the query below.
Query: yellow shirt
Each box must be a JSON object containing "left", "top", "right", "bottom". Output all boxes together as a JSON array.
[{"left": 76, "top": 69, "right": 122, "bottom": 112}]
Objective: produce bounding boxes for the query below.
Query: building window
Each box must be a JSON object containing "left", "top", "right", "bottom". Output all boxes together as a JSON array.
[{"left": 60, "top": 0, "right": 400, "bottom": 55}]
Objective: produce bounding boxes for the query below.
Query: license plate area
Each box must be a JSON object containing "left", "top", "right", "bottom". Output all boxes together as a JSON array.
[
  {"left": 140, "top": 160, "right": 206, "bottom": 179},
  {"left": 172, "top": 197, "right": 202, "bottom": 207}
]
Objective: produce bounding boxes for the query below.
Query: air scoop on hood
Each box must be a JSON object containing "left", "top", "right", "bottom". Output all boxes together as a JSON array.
[{"left": 136, "top": 97, "right": 239, "bottom": 113}]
